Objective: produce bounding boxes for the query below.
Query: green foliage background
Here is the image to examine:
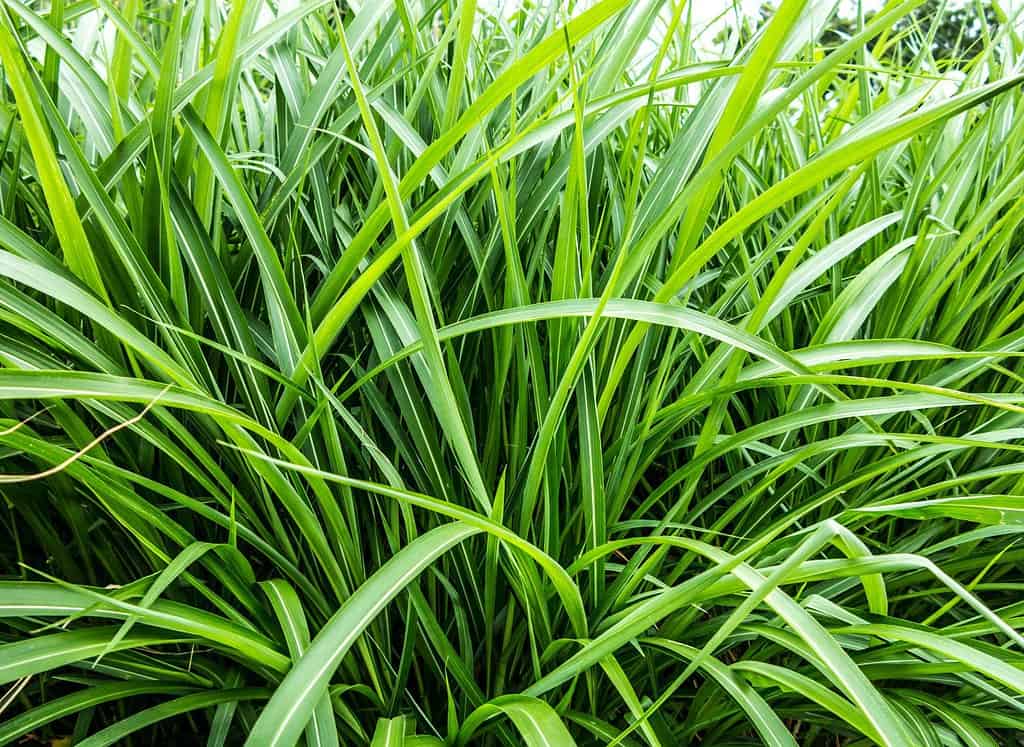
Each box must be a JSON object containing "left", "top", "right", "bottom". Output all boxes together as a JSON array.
[{"left": 0, "top": 0, "right": 1023, "bottom": 744}]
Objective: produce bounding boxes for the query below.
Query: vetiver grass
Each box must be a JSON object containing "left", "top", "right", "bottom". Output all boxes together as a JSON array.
[{"left": 0, "top": 0, "right": 1023, "bottom": 743}]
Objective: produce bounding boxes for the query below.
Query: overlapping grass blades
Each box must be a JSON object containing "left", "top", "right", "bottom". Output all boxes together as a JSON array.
[{"left": 1, "top": 0, "right": 1024, "bottom": 743}]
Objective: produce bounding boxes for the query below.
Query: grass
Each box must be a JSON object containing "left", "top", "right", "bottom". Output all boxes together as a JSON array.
[{"left": 0, "top": 0, "right": 1024, "bottom": 743}]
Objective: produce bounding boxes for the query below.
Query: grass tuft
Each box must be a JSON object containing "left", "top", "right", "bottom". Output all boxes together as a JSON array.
[{"left": 1, "top": 0, "right": 1024, "bottom": 744}]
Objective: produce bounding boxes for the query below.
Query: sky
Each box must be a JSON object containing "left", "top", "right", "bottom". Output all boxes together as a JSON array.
[
  {"left": 478, "top": 0, "right": 989, "bottom": 24},
  {"left": 695, "top": 0, "right": 887, "bottom": 19},
  {"left": 478, "top": 0, "right": 891, "bottom": 18},
  {"left": 474, "top": 0, "right": 1008, "bottom": 58},
  {"left": 476, "top": 1, "right": 904, "bottom": 58}
]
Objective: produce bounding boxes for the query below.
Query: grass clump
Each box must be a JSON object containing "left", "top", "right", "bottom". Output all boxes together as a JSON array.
[{"left": 1, "top": 0, "right": 1024, "bottom": 744}]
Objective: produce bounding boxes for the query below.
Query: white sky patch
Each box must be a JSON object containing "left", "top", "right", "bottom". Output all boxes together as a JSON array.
[
  {"left": 476, "top": 0, "right": 1024, "bottom": 61},
  {"left": 477, "top": 0, "right": 892, "bottom": 20},
  {"left": 476, "top": 0, "right": 1015, "bottom": 28}
]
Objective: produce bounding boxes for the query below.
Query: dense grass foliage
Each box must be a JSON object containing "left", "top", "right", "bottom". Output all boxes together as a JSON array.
[{"left": 1, "top": 0, "right": 1024, "bottom": 743}]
